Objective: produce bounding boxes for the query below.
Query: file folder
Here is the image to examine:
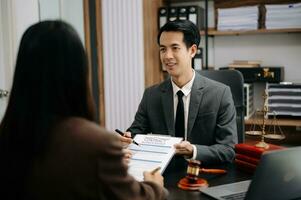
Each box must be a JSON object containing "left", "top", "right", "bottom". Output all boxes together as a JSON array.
[
  {"left": 178, "top": 6, "right": 188, "bottom": 20},
  {"left": 158, "top": 7, "right": 168, "bottom": 28},
  {"left": 168, "top": 7, "right": 178, "bottom": 21},
  {"left": 193, "top": 48, "right": 203, "bottom": 70},
  {"left": 188, "top": 6, "right": 204, "bottom": 30}
]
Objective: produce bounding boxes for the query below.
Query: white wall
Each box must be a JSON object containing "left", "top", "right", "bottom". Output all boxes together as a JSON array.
[
  {"left": 0, "top": 1, "right": 6, "bottom": 90},
  {"left": 60, "top": 0, "right": 84, "bottom": 44},
  {"left": 39, "top": 0, "right": 60, "bottom": 20},
  {"left": 0, "top": 0, "right": 39, "bottom": 90},
  {"left": 214, "top": 34, "right": 301, "bottom": 82},
  {"left": 0, "top": 0, "right": 84, "bottom": 122},
  {"left": 0, "top": 0, "right": 39, "bottom": 121},
  {"left": 212, "top": 27, "right": 301, "bottom": 109},
  {"left": 13, "top": 0, "right": 40, "bottom": 53},
  {"left": 39, "top": 0, "right": 85, "bottom": 45},
  {"left": 0, "top": 1, "right": 6, "bottom": 121},
  {"left": 0, "top": 0, "right": 84, "bottom": 90}
]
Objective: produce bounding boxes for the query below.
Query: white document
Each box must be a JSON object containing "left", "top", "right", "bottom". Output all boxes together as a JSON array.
[{"left": 127, "top": 134, "right": 183, "bottom": 181}]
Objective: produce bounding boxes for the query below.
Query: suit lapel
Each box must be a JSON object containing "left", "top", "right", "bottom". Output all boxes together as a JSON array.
[
  {"left": 160, "top": 79, "right": 175, "bottom": 136},
  {"left": 187, "top": 73, "right": 205, "bottom": 137}
]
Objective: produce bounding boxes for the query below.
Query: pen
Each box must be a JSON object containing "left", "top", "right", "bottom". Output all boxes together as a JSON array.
[
  {"left": 151, "top": 167, "right": 161, "bottom": 175},
  {"left": 115, "top": 129, "right": 140, "bottom": 146}
]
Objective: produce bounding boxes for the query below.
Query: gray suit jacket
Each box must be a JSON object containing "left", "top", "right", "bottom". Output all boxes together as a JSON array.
[{"left": 128, "top": 73, "right": 238, "bottom": 165}]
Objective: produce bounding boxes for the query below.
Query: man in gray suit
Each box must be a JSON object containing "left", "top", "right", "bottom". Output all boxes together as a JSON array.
[{"left": 126, "top": 20, "right": 237, "bottom": 165}]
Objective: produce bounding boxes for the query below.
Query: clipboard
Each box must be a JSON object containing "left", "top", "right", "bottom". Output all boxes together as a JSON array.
[{"left": 127, "top": 134, "right": 183, "bottom": 181}]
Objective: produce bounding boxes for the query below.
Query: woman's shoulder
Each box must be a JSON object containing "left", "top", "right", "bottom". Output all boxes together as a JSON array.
[
  {"left": 61, "top": 117, "right": 107, "bottom": 134},
  {"left": 55, "top": 117, "right": 119, "bottom": 150}
]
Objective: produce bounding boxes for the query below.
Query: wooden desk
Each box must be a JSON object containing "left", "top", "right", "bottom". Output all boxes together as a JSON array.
[{"left": 163, "top": 157, "right": 252, "bottom": 200}]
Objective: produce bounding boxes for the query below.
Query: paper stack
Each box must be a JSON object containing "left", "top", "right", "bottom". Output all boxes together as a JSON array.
[
  {"left": 235, "top": 143, "right": 285, "bottom": 173},
  {"left": 265, "top": 3, "right": 301, "bottom": 29},
  {"left": 128, "top": 134, "right": 182, "bottom": 181},
  {"left": 217, "top": 6, "right": 259, "bottom": 31}
]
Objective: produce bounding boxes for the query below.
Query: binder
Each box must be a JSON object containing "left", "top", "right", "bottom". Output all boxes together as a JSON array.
[
  {"left": 158, "top": 7, "right": 168, "bottom": 28},
  {"left": 193, "top": 48, "right": 203, "bottom": 70},
  {"left": 187, "top": 6, "right": 204, "bottom": 30},
  {"left": 168, "top": 7, "right": 178, "bottom": 22},
  {"left": 178, "top": 6, "right": 188, "bottom": 20}
]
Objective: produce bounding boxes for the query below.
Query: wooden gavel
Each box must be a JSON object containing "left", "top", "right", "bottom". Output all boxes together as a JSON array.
[{"left": 186, "top": 160, "right": 227, "bottom": 183}]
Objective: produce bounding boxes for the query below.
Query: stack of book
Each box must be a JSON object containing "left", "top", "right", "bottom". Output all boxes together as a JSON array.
[
  {"left": 228, "top": 60, "right": 261, "bottom": 68},
  {"left": 265, "top": 3, "right": 301, "bottom": 29},
  {"left": 217, "top": 6, "right": 259, "bottom": 31},
  {"left": 235, "top": 143, "right": 285, "bottom": 173}
]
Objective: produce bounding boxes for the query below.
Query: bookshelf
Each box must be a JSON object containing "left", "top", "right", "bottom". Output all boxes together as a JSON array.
[
  {"left": 211, "top": 0, "right": 301, "bottom": 137},
  {"left": 200, "top": 28, "right": 301, "bottom": 36},
  {"left": 155, "top": 0, "right": 301, "bottom": 144}
]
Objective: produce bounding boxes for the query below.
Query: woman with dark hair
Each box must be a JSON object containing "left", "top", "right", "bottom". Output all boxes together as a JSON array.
[{"left": 0, "top": 20, "right": 166, "bottom": 200}]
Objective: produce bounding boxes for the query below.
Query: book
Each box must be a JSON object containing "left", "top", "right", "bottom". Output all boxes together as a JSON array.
[
  {"left": 228, "top": 60, "right": 262, "bottom": 68},
  {"left": 233, "top": 60, "right": 262, "bottom": 65},
  {"left": 235, "top": 159, "right": 257, "bottom": 173},
  {"left": 235, "top": 153, "right": 260, "bottom": 165},
  {"left": 235, "top": 143, "right": 285, "bottom": 159},
  {"left": 228, "top": 63, "right": 260, "bottom": 68}
]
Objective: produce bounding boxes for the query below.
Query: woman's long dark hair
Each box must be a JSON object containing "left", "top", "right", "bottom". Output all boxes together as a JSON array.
[{"left": 0, "top": 20, "right": 95, "bottom": 195}]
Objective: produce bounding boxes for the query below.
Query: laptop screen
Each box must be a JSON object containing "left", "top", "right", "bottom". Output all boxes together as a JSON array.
[
  {"left": 200, "top": 147, "right": 301, "bottom": 200},
  {"left": 246, "top": 147, "right": 301, "bottom": 200}
]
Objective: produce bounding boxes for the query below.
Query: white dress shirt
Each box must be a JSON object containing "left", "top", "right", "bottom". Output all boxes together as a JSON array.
[{"left": 171, "top": 70, "right": 197, "bottom": 159}]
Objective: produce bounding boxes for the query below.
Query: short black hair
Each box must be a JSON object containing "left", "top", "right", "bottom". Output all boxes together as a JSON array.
[{"left": 157, "top": 20, "right": 200, "bottom": 48}]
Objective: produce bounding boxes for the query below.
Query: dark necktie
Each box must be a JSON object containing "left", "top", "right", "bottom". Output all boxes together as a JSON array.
[{"left": 175, "top": 90, "right": 185, "bottom": 138}]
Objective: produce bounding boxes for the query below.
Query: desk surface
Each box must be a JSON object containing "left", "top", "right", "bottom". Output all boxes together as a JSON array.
[{"left": 163, "top": 157, "right": 252, "bottom": 200}]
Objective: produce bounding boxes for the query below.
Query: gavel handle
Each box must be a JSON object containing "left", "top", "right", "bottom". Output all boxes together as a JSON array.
[{"left": 200, "top": 168, "right": 227, "bottom": 174}]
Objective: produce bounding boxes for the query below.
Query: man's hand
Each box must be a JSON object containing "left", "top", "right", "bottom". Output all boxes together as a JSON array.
[{"left": 174, "top": 141, "right": 194, "bottom": 157}]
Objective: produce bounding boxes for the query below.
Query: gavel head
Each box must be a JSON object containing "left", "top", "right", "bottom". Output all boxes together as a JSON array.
[{"left": 186, "top": 159, "right": 201, "bottom": 183}]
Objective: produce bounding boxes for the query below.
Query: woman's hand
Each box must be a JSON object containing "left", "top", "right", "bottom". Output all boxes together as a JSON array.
[
  {"left": 117, "top": 131, "right": 132, "bottom": 147},
  {"left": 143, "top": 170, "right": 164, "bottom": 187},
  {"left": 122, "top": 148, "right": 132, "bottom": 165}
]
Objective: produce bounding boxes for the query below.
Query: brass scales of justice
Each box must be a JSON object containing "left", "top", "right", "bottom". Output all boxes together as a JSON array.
[{"left": 245, "top": 90, "right": 285, "bottom": 149}]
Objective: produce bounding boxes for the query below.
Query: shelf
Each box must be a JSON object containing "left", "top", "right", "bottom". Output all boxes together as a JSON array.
[
  {"left": 200, "top": 28, "right": 301, "bottom": 36},
  {"left": 163, "top": 0, "right": 213, "bottom": 2},
  {"left": 245, "top": 116, "right": 301, "bottom": 127}
]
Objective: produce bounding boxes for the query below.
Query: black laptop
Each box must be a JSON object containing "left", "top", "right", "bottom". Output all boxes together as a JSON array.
[{"left": 199, "top": 146, "right": 301, "bottom": 200}]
